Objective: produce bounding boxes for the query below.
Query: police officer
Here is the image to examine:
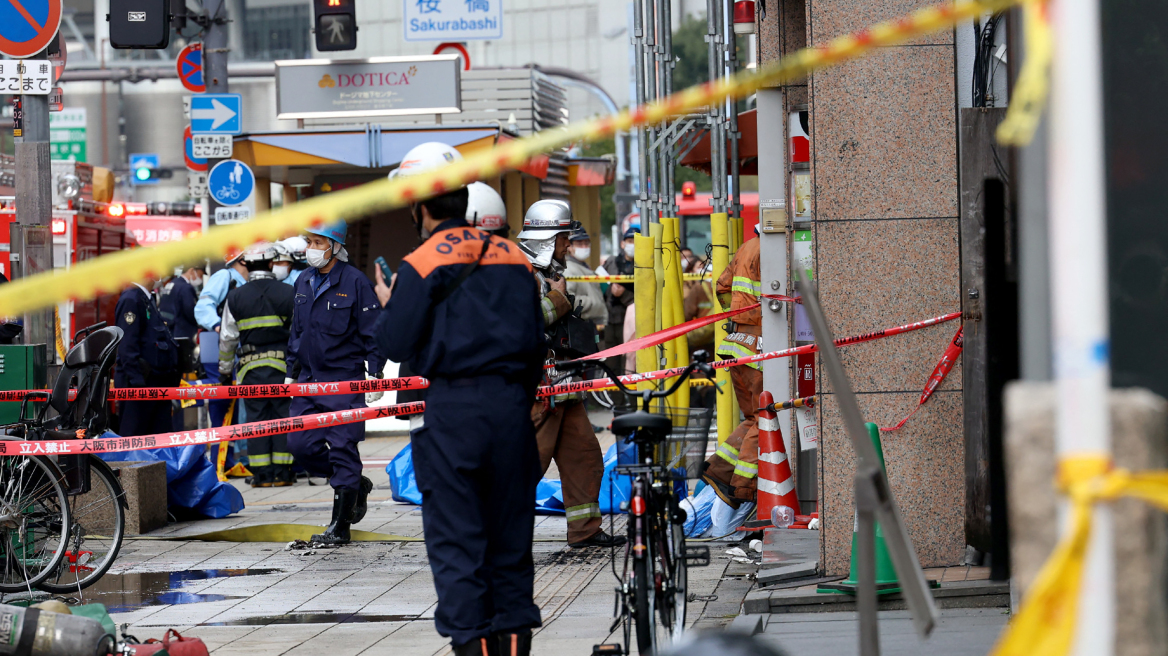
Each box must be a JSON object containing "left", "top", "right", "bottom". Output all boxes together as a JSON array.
[
  {"left": 374, "top": 142, "right": 545, "bottom": 656},
  {"left": 159, "top": 263, "right": 203, "bottom": 342},
  {"left": 115, "top": 280, "right": 180, "bottom": 436},
  {"left": 219, "top": 243, "right": 296, "bottom": 488},
  {"left": 519, "top": 201, "right": 625, "bottom": 549},
  {"left": 287, "top": 220, "right": 383, "bottom": 544},
  {"left": 196, "top": 252, "right": 248, "bottom": 333}
]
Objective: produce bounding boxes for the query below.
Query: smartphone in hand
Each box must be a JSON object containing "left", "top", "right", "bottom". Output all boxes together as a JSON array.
[{"left": 374, "top": 256, "right": 393, "bottom": 284}]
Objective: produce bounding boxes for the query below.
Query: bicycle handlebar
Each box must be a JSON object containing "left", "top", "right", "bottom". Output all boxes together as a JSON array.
[{"left": 557, "top": 350, "right": 719, "bottom": 409}]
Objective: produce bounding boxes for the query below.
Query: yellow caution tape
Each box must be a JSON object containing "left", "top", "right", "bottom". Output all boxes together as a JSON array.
[
  {"left": 564, "top": 273, "right": 711, "bottom": 283},
  {"left": 52, "top": 308, "right": 65, "bottom": 363},
  {"left": 996, "top": 0, "right": 1052, "bottom": 146},
  {"left": 126, "top": 523, "right": 421, "bottom": 543},
  {"left": 0, "top": 0, "right": 1026, "bottom": 318},
  {"left": 990, "top": 455, "right": 1168, "bottom": 656}
]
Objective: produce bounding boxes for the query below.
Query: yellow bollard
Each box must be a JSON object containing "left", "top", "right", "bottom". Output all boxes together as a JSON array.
[
  {"left": 634, "top": 234, "right": 657, "bottom": 395},
  {"left": 665, "top": 217, "right": 690, "bottom": 412},
  {"left": 710, "top": 213, "right": 734, "bottom": 444},
  {"left": 651, "top": 223, "right": 665, "bottom": 336},
  {"left": 660, "top": 219, "right": 679, "bottom": 378}
]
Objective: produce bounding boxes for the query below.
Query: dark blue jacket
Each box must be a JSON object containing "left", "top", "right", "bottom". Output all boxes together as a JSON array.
[
  {"left": 114, "top": 285, "right": 180, "bottom": 388},
  {"left": 376, "top": 218, "right": 546, "bottom": 387},
  {"left": 159, "top": 275, "right": 199, "bottom": 341},
  {"left": 288, "top": 260, "right": 384, "bottom": 383}
]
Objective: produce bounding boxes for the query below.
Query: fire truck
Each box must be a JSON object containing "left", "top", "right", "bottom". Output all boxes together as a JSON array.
[{"left": 0, "top": 166, "right": 201, "bottom": 359}]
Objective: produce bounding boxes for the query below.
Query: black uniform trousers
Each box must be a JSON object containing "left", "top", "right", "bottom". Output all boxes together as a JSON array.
[
  {"left": 412, "top": 376, "right": 542, "bottom": 645},
  {"left": 119, "top": 400, "right": 173, "bottom": 438}
]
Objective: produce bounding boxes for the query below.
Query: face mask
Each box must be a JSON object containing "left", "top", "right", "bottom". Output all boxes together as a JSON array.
[
  {"left": 191, "top": 275, "right": 205, "bottom": 291},
  {"left": 623, "top": 242, "right": 635, "bottom": 258},
  {"left": 306, "top": 248, "right": 331, "bottom": 269},
  {"left": 573, "top": 246, "right": 591, "bottom": 260},
  {"left": 273, "top": 264, "right": 291, "bottom": 281}
]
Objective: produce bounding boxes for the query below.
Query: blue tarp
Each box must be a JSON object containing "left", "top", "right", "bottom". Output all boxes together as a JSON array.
[
  {"left": 387, "top": 442, "right": 649, "bottom": 515},
  {"left": 99, "top": 432, "right": 244, "bottom": 519}
]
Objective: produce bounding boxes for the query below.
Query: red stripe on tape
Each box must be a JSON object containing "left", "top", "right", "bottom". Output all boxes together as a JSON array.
[{"left": 0, "top": 376, "right": 430, "bottom": 403}]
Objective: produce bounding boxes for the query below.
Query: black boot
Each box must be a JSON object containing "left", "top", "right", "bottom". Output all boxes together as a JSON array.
[
  {"left": 249, "top": 466, "right": 272, "bottom": 488},
  {"left": 494, "top": 630, "right": 532, "bottom": 656},
  {"left": 570, "top": 530, "right": 627, "bottom": 549},
  {"left": 311, "top": 489, "right": 358, "bottom": 545},
  {"left": 453, "top": 637, "right": 498, "bottom": 656},
  {"left": 350, "top": 475, "right": 374, "bottom": 524},
  {"left": 271, "top": 466, "right": 294, "bottom": 487}
]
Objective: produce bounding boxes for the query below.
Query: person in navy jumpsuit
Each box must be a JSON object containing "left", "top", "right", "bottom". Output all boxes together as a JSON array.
[
  {"left": 159, "top": 265, "right": 202, "bottom": 342},
  {"left": 114, "top": 283, "right": 180, "bottom": 437},
  {"left": 374, "top": 142, "right": 546, "bottom": 656},
  {"left": 287, "top": 220, "right": 384, "bottom": 545}
]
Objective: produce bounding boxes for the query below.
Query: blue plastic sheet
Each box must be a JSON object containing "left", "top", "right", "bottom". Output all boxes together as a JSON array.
[
  {"left": 387, "top": 443, "right": 422, "bottom": 505},
  {"left": 535, "top": 479, "right": 564, "bottom": 514},
  {"left": 99, "top": 432, "right": 244, "bottom": 519},
  {"left": 681, "top": 485, "right": 716, "bottom": 537}
]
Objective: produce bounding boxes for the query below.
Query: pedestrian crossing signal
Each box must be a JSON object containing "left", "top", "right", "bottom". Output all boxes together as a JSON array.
[{"left": 314, "top": 0, "right": 357, "bottom": 51}]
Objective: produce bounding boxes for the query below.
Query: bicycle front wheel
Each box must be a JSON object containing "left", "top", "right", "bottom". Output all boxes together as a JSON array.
[
  {"left": 0, "top": 456, "right": 71, "bottom": 593},
  {"left": 39, "top": 458, "right": 125, "bottom": 593}
]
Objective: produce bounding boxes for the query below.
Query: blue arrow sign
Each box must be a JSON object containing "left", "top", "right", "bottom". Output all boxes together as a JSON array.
[
  {"left": 208, "top": 159, "right": 254, "bottom": 207},
  {"left": 129, "top": 153, "right": 160, "bottom": 186},
  {"left": 190, "top": 93, "right": 242, "bottom": 135}
]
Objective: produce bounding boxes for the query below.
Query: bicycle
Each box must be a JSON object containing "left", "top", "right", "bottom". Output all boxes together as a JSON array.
[
  {"left": 0, "top": 322, "right": 127, "bottom": 593},
  {"left": 558, "top": 351, "right": 718, "bottom": 655}
]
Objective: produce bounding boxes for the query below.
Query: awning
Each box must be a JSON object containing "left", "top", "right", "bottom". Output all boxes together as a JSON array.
[
  {"left": 233, "top": 126, "right": 501, "bottom": 170},
  {"left": 678, "top": 109, "right": 758, "bottom": 175},
  {"left": 568, "top": 157, "right": 615, "bottom": 186}
]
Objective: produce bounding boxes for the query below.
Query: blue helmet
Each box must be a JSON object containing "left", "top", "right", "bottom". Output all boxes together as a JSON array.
[{"left": 306, "top": 220, "right": 347, "bottom": 246}]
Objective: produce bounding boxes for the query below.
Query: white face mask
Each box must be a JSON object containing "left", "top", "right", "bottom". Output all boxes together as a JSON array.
[
  {"left": 273, "top": 264, "right": 291, "bottom": 281},
  {"left": 306, "top": 248, "right": 331, "bottom": 269},
  {"left": 191, "top": 275, "right": 205, "bottom": 291},
  {"left": 623, "top": 242, "right": 635, "bottom": 258},
  {"left": 573, "top": 246, "right": 591, "bottom": 260}
]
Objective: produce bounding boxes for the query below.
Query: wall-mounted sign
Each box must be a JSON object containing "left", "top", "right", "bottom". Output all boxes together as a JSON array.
[
  {"left": 403, "top": 0, "right": 502, "bottom": 42},
  {"left": 274, "top": 55, "right": 461, "bottom": 120}
]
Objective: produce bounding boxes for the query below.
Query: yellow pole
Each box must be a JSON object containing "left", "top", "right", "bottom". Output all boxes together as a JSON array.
[
  {"left": 634, "top": 234, "right": 657, "bottom": 394},
  {"left": 660, "top": 219, "right": 679, "bottom": 374},
  {"left": 666, "top": 217, "right": 690, "bottom": 411},
  {"left": 711, "top": 213, "right": 734, "bottom": 443}
]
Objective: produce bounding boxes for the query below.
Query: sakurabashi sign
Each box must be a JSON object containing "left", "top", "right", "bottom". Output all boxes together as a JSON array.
[{"left": 274, "top": 55, "right": 462, "bottom": 121}]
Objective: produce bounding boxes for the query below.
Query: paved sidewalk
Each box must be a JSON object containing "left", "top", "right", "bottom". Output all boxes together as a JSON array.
[{"left": 27, "top": 435, "right": 755, "bottom": 655}]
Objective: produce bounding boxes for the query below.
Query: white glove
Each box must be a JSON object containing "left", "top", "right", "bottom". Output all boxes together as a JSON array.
[
  {"left": 365, "top": 374, "right": 384, "bottom": 404},
  {"left": 284, "top": 377, "right": 294, "bottom": 385}
]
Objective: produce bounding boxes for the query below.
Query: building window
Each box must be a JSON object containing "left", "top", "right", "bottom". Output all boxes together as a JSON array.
[{"left": 243, "top": 4, "right": 311, "bottom": 61}]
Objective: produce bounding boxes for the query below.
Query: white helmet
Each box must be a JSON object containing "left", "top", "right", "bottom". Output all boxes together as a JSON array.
[
  {"left": 241, "top": 242, "right": 277, "bottom": 264},
  {"left": 466, "top": 182, "right": 507, "bottom": 232},
  {"left": 279, "top": 236, "right": 308, "bottom": 263},
  {"left": 390, "top": 142, "right": 466, "bottom": 189},
  {"left": 518, "top": 200, "right": 579, "bottom": 270}
]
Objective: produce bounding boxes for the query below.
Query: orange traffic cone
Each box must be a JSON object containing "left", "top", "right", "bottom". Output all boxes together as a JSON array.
[{"left": 743, "top": 391, "right": 801, "bottom": 529}]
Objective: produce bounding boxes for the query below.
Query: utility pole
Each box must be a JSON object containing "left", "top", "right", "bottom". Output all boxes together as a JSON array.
[
  {"left": 13, "top": 48, "right": 55, "bottom": 350},
  {"left": 202, "top": 0, "right": 229, "bottom": 244}
]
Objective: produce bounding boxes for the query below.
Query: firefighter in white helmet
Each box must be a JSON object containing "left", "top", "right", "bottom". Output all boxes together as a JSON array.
[
  {"left": 218, "top": 242, "right": 297, "bottom": 487},
  {"left": 465, "top": 181, "right": 509, "bottom": 238},
  {"left": 520, "top": 200, "right": 626, "bottom": 549},
  {"left": 375, "top": 141, "right": 545, "bottom": 656}
]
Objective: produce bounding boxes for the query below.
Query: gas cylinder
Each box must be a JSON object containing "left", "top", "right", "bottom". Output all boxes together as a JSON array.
[{"left": 0, "top": 604, "right": 111, "bottom": 656}]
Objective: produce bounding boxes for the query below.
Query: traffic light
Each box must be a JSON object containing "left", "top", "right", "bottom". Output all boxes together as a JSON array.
[
  {"left": 314, "top": 0, "right": 357, "bottom": 51},
  {"left": 131, "top": 166, "right": 174, "bottom": 185},
  {"left": 108, "top": 0, "right": 172, "bottom": 49}
]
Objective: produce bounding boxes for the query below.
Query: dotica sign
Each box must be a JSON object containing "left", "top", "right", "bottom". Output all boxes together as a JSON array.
[{"left": 276, "top": 55, "right": 461, "bottom": 120}]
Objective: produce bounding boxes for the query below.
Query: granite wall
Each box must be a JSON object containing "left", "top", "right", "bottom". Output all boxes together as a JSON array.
[{"left": 760, "top": 0, "right": 966, "bottom": 575}]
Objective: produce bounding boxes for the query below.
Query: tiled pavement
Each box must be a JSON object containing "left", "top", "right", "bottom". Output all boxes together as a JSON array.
[{"left": 31, "top": 433, "right": 754, "bottom": 655}]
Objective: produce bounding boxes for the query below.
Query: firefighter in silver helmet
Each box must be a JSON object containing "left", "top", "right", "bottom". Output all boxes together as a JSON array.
[{"left": 520, "top": 200, "right": 626, "bottom": 549}]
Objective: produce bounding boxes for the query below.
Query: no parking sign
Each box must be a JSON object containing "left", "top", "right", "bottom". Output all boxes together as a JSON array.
[
  {"left": 176, "top": 43, "right": 205, "bottom": 93},
  {"left": 0, "top": 0, "right": 63, "bottom": 59}
]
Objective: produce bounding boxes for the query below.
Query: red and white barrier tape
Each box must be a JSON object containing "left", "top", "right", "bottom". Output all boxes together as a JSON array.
[
  {"left": 881, "top": 325, "right": 964, "bottom": 432},
  {"left": 538, "top": 311, "right": 962, "bottom": 397},
  {"left": 0, "top": 401, "right": 425, "bottom": 457},
  {"left": 0, "top": 376, "right": 430, "bottom": 403}
]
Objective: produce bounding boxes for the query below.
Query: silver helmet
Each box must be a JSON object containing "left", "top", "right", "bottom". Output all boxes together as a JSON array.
[{"left": 518, "top": 200, "right": 579, "bottom": 270}]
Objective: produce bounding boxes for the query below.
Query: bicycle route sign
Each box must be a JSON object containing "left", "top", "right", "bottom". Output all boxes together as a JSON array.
[
  {"left": 0, "top": 0, "right": 62, "bottom": 59},
  {"left": 207, "top": 159, "right": 254, "bottom": 207}
]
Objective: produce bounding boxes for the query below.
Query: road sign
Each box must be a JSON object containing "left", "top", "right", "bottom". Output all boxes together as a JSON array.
[
  {"left": 48, "top": 108, "right": 85, "bottom": 160},
  {"left": 48, "top": 86, "right": 62, "bottom": 111},
  {"left": 130, "top": 153, "right": 161, "bottom": 186},
  {"left": 207, "top": 159, "right": 254, "bottom": 207},
  {"left": 214, "top": 206, "right": 251, "bottom": 225},
  {"left": 0, "top": 0, "right": 63, "bottom": 58},
  {"left": 0, "top": 60, "right": 52, "bottom": 95},
  {"left": 404, "top": 0, "right": 501, "bottom": 42},
  {"left": 183, "top": 125, "right": 207, "bottom": 172},
  {"left": 187, "top": 170, "right": 207, "bottom": 198},
  {"left": 192, "top": 134, "right": 232, "bottom": 159},
  {"left": 176, "top": 43, "right": 205, "bottom": 93},
  {"left": 50, "top": 38, "right": 66, "bottom": 82},
  {"left": 190, "top": 93, "right": 242, "bottom": 135}
]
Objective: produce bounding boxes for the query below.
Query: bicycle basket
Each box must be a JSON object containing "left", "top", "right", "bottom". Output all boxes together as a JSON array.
[{"left": 612, "top": 406, "right": 712, "bottom": 480}]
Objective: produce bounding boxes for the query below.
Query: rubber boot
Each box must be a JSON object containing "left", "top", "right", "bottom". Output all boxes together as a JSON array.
[
  {"left": 271, "top": 466, "right": 294, "bottom": 487},
  {"left": 494, "top": 630, "right": 532, "bottom": 656},
  {"left": 351, "top": 475, "right": 374, "bottom": 524},
  {"left": 311, "top": 489, "right": 358, "bottom": 545},
  {"left": 249, "top": 466, "right": 272, "bottom": 488},
  {"left": 453, "top": 637, "right": 498, "bottom": 656}
]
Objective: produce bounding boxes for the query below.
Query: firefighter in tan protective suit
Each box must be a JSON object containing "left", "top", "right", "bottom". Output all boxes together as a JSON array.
[{"left": 701, "top": 233, "right": 766, "bottom": 506}]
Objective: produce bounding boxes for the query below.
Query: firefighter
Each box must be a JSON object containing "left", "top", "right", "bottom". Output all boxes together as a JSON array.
[
  {"left": 219, "top": 243, "right": 296, "bottom": 488},
  {"left": 287, "top": 220, "right": 383, "bottom": 544},
  {"left": 520, "top": 200, "right": 626, "bottom": 549},
  {"left": 114, "top": 281, "right": 180, "bottom": 436},
  {"left": 276, "top": 236, "right": 308, "bottom": 287},
  {"left": 374, "top": 142, "right": 545, "bottom": 656},
  {"left": 701, "top": 230, "right": 766, "bottom": 507}
]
